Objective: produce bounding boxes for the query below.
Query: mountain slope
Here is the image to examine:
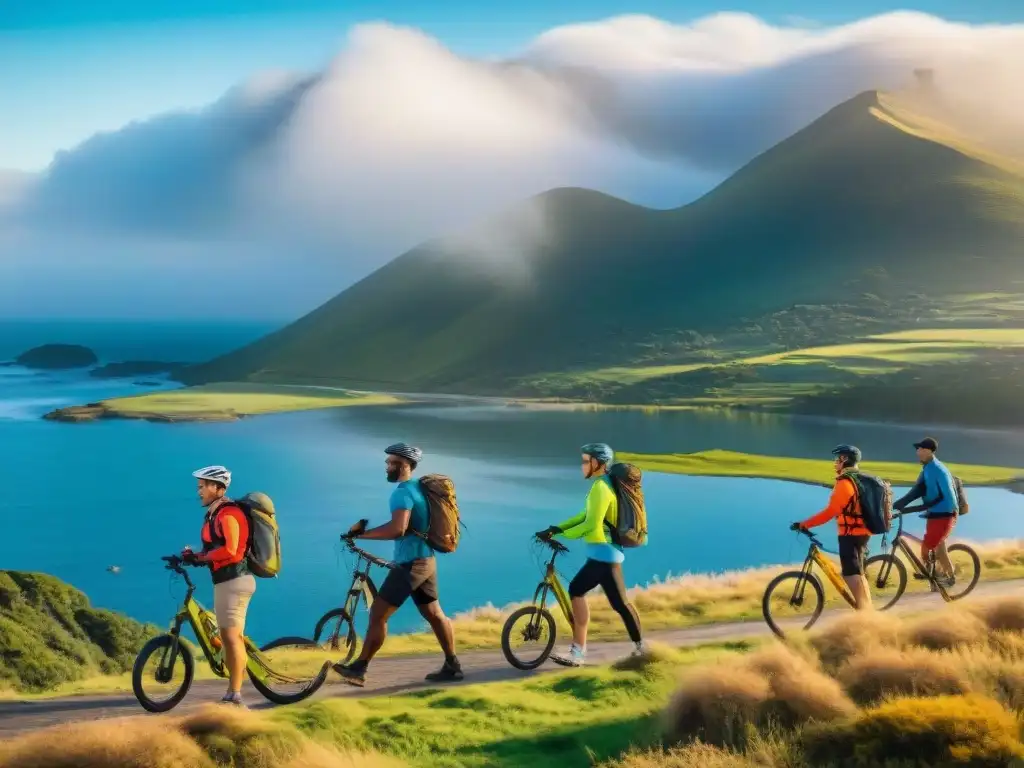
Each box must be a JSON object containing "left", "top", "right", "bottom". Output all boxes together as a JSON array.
[{"left": 183, "top": 90, "right": 1024, "bottom": 394}]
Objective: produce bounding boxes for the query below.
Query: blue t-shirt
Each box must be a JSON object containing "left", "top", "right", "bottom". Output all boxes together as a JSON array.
[
  {"left": 390, "top": 480, "right": 434, "bottom": 564},
  {"left": 918, "top": 458, "right": 958, "bottom": 516}
]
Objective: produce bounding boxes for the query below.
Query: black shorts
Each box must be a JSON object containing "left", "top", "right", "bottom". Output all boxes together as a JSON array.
[
  {"left": 378, "top": 558, "right": 438, "bottom": 608},
  {"left": 838, "top": 535, "right": 870, "bottom": 577}
]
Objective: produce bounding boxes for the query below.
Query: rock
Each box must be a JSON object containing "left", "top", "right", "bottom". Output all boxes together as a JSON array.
[
  {"left": 89, "top": 361, "right": 186, "bottom": 379},
  {"left": 16, "top": 344, "right": 98, "bottom": 370},
  {"left": 43, "top": 404, "right": 107, "bottom": 422}
]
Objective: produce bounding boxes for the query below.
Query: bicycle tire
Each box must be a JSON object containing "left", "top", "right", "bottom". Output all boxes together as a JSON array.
[
  {"left": 260, "top": 636, "right": 318, "bottom": 651},
  {"left": 501, "top": 605, "right": 557, "bottom": 670},
  {"left": 132, "top": 634, "right": 195, "bottom": 713},
  {"left": 945, "top": 543, "right": 981, "bottom": 600},
  {"left": 762, "top": 571, "right": 825, "bottom": 639},
  {"left": 248, "top": 659, "right": 331, "bottom": 706},
  {"left": 864, "top": 553, "right": 907, "bottom": 610},
  {"left": 313, "top": 608, "right": 359, "bottom": 663}
]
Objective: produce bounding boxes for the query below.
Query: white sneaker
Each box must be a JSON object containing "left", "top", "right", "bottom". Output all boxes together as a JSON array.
[
  {"left": 551, "top": 644, "right": 586, "bottom": 667},
  {"left": 631, "top": 641, "right": 647, "bottom": 657}
]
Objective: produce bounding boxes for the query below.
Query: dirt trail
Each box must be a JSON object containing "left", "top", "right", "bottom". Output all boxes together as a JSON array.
[{"left": 2, "top": 579, "right": 1021, "bottom": 737}]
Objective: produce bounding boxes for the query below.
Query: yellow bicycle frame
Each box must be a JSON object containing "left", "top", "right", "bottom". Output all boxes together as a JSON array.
[{"left": 809, "top": 548, "right": 856, "bottom": 607}]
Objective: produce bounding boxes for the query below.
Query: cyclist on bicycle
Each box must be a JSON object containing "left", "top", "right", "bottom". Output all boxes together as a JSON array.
[
  {"left": 894, "top": 437, "right": 958, "bottom": 587},
  {"left": 791, "top": 445, "right": 873, "bottom": 611},
  {"left": 181, "top": 465, "right": 255, "bottom": 707},
  {"left": 333, "top": 443, "right": 461, "bottom": 687},
  {"left": 536, "top": 443, "right": 644, "bottom": 667}
]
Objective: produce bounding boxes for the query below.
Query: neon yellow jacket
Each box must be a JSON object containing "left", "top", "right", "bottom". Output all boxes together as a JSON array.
[{"left": 557, "top": 478, "right": 619, "bottom": 544}]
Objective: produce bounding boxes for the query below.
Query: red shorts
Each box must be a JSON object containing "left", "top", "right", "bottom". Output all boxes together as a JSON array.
[{"left": 923, "top": 516, "right": 956, "bottom": 549}]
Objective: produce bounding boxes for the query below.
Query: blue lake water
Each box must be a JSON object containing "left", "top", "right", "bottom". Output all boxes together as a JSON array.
[{"left": 3, "top": 320, "right": 1024, "bottom": 642}]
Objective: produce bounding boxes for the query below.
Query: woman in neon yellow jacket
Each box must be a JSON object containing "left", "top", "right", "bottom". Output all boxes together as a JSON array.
[{"left": 536, "top": 443, "right": 645, "bottom": 667}]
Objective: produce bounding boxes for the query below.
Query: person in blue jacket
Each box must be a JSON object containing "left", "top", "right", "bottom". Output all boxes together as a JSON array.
[{"left": 894, "top": 437, "right": 958, "bottom": 586}]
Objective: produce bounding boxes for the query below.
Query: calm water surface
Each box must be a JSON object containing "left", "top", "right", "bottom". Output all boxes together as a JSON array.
[{"left": 3, "top": 320, "right": 1024, "bottom": 640}]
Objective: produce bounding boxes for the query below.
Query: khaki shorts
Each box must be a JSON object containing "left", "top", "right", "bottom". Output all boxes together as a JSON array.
[{"left": 214, "top": 574, "right": 256, "bottom": 630}]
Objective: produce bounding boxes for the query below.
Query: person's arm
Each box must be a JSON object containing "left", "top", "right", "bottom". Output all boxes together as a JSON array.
[
  {"left": 919, "top": 464, "right": 944, "bottom": 509},
  {"left": 799, "top": 480, "right": 854, "bottom": 529},
  {"left": 894, "top": 478, "right": 926, "bottom": 509},
  {"left": 558, "top": 482, "right": 613, "bottom": 540},
  {"left": 197, "top": 509, "right": 245, "bottom": 566},
  {"left": 357, "top": 488, "right": 413, "bottom": 541},
  {"left": 554, "top": 509, "right": 587, "bottom": 532},
  {"left": 358, "top": 509, "right": 411, "bottom": 541}
]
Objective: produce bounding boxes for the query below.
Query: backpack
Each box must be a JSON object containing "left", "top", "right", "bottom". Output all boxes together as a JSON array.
[
  {"left": 413, "top": 475, "right": 463, "bottom": 554},
  {"left": 842, "top": 471, "right": 893, "bottom": 535},
  {"left": 235, "top": 492, "right": 281, "bottom": 578},
  {"left": 953, "top": 476, "right": 970, "bottom": 515},
  {"left": 604, "top": 462, "right": 648, "bottom": 548}
]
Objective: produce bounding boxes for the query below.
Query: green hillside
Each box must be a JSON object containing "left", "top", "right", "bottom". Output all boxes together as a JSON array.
[
  {"left": 0, "top": 570, "right": 152, "bottom": 692},
  {"left": 182, "top": 90, "right": 1024, "bottom": 410}
]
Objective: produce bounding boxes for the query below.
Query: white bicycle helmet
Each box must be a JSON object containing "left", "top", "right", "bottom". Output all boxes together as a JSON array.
[{"left": 192, "top": 465, "right": 232, "bottom": 488}]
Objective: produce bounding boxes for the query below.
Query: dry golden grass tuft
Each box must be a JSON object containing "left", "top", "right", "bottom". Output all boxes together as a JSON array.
[
  {"left": 836, "top": 647, "right": 973, "bottom": 705},
  {"left": 0, "top": 707, "right": 401, "bottom": 768},
  {"left": 971, "top": 595, "right": 1024, "bottom": 633},
  {"left": 746, "top": 644, "right": 857, "bottom": 725},
  {"left": 903, "top": 608, "right": 988, "bottom": 651},
  {"left": 609, "top": 743, "right": 760, "bottom": 768},
  {"left": 802, "top": 694, "right": 1024, "bottom": 767},
  {"left": 807, "top": 610, "right": 902, "bottom": 672}
]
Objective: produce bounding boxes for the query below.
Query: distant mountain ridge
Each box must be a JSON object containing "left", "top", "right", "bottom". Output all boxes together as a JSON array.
[{"left": 182, "top": 90, "right": 1024, "bottom": 396}]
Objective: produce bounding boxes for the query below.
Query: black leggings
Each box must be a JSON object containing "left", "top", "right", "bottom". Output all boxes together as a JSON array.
[{"left": 568, "top": 559, "right": 642, "bottom": 643}]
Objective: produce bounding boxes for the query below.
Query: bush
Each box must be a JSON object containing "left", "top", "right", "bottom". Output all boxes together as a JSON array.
[
  {"left": 904, "top": 610, "right": 987, "bottom": 651},
  {"left": 664, "top": 664, "right": 772, "bottom": 749},
  {"left": 837, "top": 648, "right": 972, "bottom": 705},
  {"left": 802, "top": 694, "right": 1024, "bottom": 767},
  {"left": 973, "top": 598, "right": 1024, "bottom": 633},
  {"left": 808, "top": 611, "right": 901, "bottom": 672},
  {"left": 745, "top": 644, "right": 856, "bottom": 726}
]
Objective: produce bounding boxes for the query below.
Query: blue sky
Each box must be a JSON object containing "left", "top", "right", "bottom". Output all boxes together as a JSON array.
[{"left": 2, "top": 0, "right": 1022, "bottom": 170}]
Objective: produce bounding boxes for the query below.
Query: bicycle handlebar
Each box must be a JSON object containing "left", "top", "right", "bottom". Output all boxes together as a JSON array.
[
  {"left": 339, "top": 535, "right": 396, "bottom": 570},
  {"left": 534, "top": 535, "right": 569, "bottom": 555},
  {"left": 792, "top": 527, "right": 824, "bottom": 548}
]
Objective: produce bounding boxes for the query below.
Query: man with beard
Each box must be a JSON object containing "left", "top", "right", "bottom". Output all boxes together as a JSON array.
[{"left": 333, "top": 443, "right": 461, "bottom": 686}]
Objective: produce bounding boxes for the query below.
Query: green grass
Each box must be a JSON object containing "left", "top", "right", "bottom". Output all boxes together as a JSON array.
[
  {"left": 104, "top": 383, "right": 401, "bottom": 415},
  {"left": 618, "top": 449, "right": 1024, "bottom": 487}
]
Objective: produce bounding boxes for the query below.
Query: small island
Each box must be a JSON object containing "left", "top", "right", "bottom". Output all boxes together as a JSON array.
[
  {"left": 15, "top": 344, "right": 98, "bottom": 370},
  {"left": 617, "top": 449, "right": 1024, "bottom": 489},
  {"left": 43, "top": 383, "right": 405, "bottom": 423}
]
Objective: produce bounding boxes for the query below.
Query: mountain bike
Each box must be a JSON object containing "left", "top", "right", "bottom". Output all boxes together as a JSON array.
[
  {"left": 131, "top": 555, "right": 330, "bottom": 713},
  {"left": 866, "top": 505, "right": 980, "bottom": 605},
  {"left": 500, "top": 536, "right": 580, "bottom": 670},
  {"left": 761, "top": 512, "right": 980, "bottom": 638},
  {"left": 309, "top": 532, "right": 396, "bottom": 664}
]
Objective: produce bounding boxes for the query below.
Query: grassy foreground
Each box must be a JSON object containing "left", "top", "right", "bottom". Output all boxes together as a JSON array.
[
  {"left": 8, "top": 597, "right": 1024, "bottom": 767},
  {"left": 618, "top": 449, "right": 1024, "bottom": 488},
  {"left": 8, "top": 540, "right": 1024, "bottom": 700},
  {"left": 43, "top": 383, "right": 403, "bottom": 423}
]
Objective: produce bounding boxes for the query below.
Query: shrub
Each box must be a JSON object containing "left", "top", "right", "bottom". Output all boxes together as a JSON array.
[
  {"left": 664, "top": 664, "right": 771, "bottom": 749},
  {"left": 808, "top": 611, "right": 902, "bottom": 672},
  {"left": 904, "top": 610, "right": 987, "bottom": 651},
  {"left": 972, "top": 597, "right": 1024, "bottom": 633},
  {"left": 837, "top": 647, "right": 972, "bottom": 705},
  {"left": 802, "top": 694, "right": 1024, "bottom": 767},
  {"left": 745, "top": 644, "right": 856, "bottom": 726}
]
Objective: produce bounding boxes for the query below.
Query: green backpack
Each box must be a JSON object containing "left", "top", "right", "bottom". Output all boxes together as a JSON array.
[{"left": 236, "top": 492, "right": 281, "bottom": 578}]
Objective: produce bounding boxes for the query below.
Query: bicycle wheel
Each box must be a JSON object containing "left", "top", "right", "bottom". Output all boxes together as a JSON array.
[
  {"left": 864, "top": 553, "right": 907, "bottom": 610},
  {"left": 313, "top": 608, "right": 359, "bottom": 663},
  {"left": 762, "top": 571, "right": 825, "bottom": 638},
  {"left": 132, "top": 634, "right": 195, "bottom": 713},
  {"left": 943, "top": 543, "right": 981, "bottom": 600},
  {"left": 248, "top": 637, "right": 331, "bottom": 705},
  {"left": 501, "top": 605, "right": 557, "bottom": 670}
]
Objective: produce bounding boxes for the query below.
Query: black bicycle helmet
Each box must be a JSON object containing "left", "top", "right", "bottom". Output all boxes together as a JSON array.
[{"left": 831, "top": 444, "right": 862, "bottom": 464}]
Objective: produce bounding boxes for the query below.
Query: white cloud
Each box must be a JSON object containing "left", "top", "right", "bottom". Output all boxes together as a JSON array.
[{"left": 2, "top": 11, "right": 1023, "bottom": 318}]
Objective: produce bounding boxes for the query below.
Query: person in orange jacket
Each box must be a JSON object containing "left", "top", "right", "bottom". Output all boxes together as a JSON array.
[{"left": 792, "top": 445, "right": 873, "bottom": 611}]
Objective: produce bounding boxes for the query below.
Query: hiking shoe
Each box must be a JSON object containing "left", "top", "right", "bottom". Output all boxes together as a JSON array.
[
  {"left": 332, "top": 661, "right": 367, "bottom": 687},
  {"left": 425, "top": 660, "right": 464, "bottom": 683},
  {"left": 551, "top": 644, "right": 586, "bottom": 667},
  {"left": 219, "top": 692, "right": 247, "bottom": 708}
]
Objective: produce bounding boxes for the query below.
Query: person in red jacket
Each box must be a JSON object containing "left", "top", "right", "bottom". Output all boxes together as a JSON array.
[
  {"left": 792, "top": 445, "right": 874, "bottom": 611},
  {"left": 182, "top": 465, "right": 255, "bottom": 707}
]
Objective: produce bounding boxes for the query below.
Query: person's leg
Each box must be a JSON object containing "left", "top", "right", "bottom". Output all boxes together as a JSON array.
[
  {"left": 334, "top": 567, "right": 405, "bottom": 685},
  {"left": 839, "top": 536, "right": 872, "bottom": 611},
  {"left": 924, "top": 518, "right": 956, "bottom": 580},
  {"left": 552, "top": 560, "right": 602, "bottom": 666},
  {"left": 599, "top": 564, "right": 642, "bottom": 644},
  {"left": 215, "top": 576, "right": 255, "bottom": 704}
]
